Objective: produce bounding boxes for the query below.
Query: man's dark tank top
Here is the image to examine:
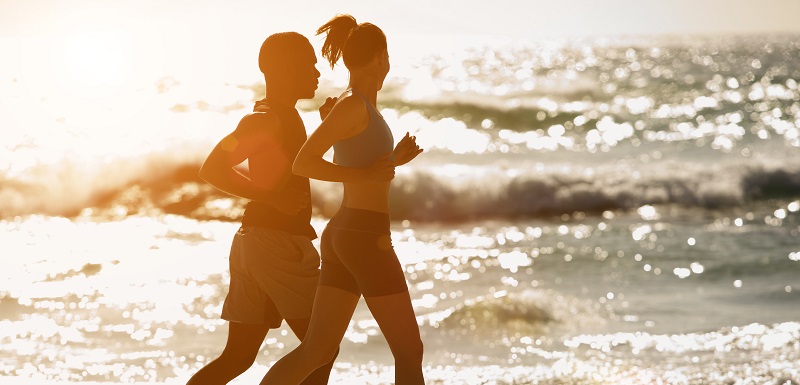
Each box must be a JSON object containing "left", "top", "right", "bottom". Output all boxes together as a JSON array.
[{"left": 240, "top": 99, "right": 316, "bottom": 239}]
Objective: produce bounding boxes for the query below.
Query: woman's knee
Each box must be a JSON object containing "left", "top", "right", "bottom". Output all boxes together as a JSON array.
[
  {"left": 394, "top": 338, "right": 424, "bottom": 364},
  {"left": 411, "top": 338, "right": 424, "bottom": 361},
  {"left": 299, "top": 342, "right": 339, "bottom": 368}
]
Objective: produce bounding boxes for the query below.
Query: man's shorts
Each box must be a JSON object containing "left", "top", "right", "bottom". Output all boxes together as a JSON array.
[{"left": 221, "top": 226, "right": 320, "bottom": 327}]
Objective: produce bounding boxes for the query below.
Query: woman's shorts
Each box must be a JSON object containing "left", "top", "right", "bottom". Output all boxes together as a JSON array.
[{"left": 319, "top": 207, "right": 408, "bottom": 297}]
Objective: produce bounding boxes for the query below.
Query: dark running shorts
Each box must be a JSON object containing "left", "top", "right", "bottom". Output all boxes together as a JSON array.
[
  {"left": 319, "top": 207, "right": 408, "bottom": 297},
  {"left": 221, "top": 227, "right": 320, "bottom": 327}
]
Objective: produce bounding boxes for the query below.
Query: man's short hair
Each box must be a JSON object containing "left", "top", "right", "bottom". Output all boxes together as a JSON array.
[{"left": 258, "top": 32, "right": 310, "bottom": 76}]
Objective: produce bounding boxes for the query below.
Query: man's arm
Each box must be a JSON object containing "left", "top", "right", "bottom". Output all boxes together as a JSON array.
[{"left": 199, "top": 113, "right": 307, "bottom": 213}]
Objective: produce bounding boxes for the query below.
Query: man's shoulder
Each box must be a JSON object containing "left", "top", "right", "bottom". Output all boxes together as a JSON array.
[
  {"left": 236, "top": 110, "right": 282, "bottom": 133},
  {"left": 242, "top": 108, "right": 281, "bottom": 123}
]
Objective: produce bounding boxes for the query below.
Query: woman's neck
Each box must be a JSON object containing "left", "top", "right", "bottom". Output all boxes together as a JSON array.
[{"left": 348, "top": 77, "right": 379, "bottom": 106}]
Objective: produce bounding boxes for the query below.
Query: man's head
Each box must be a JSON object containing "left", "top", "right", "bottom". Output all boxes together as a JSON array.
[{"left": 258, "top": 32, "right": 320, "bottom": 100}]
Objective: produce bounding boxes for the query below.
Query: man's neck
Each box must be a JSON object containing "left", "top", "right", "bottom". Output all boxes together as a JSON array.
[{"left": 263, "top": 91, "right": 297, "bottom": 110}]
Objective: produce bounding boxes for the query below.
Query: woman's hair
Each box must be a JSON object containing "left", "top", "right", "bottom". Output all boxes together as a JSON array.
[{"left": 316, "top": 14, "right": 387, "bottom": 70}]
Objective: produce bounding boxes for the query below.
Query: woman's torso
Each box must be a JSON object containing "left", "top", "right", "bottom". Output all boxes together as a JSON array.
[{"left": 333, "top": 90, "right": 394, "bottom": 213}]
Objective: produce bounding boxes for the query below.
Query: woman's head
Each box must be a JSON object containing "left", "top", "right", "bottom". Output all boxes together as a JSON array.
[{"left": 317, "top": 14, "right": 387, "bottom": 71}]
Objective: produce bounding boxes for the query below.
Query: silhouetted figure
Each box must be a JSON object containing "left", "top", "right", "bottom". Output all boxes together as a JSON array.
[
  {"left": 187, "top": 32, "right": 337, "bottom": 385},
  {"left": 259, "top": 15, "right": 425, "bottom": 385}
]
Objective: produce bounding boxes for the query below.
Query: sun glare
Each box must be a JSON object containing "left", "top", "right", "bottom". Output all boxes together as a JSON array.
[
  {"left": 56, "top": 31, "right": 132, "bottom": 98},
  {"left": 11, "top": 6, "right": 169, "bottom": 132}
]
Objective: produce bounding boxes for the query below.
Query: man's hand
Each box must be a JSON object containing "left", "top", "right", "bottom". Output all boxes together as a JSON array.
[
  {"left": 393, "top": 132, "right": 423, "bottom": 166},
  {"left": 319, "top": 97, "right": 338, "bottom": 121},
  {"left": 267, "top": 185, "right": 309, "bottom": 215}
]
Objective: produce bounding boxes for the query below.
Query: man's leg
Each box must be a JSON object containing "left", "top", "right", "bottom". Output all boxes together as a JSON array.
[{"left": 185, "top": 322, "right": 270, "bottom": 385}]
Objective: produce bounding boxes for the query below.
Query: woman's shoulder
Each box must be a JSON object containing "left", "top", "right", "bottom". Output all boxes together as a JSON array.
[
  {"left": 317, "top": 89, "right": 370, "bottom": 140},
  {"left": 330, "top": 90, "right": 368, "bottom": 118}
]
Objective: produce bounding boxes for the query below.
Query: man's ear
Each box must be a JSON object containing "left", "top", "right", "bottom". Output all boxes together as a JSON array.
[
  {"left": 265, "top": 63, "right": 291, "bottom": 81},
  {"left": 278, "top": 63, "right": 294, "bottom": 76}
]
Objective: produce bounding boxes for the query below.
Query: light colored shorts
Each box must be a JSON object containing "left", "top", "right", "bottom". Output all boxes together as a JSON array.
[{"left": 221, "top": 226, "right": 320, "bottom": 327}]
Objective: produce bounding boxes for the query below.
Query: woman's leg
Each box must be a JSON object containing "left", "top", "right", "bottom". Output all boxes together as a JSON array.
[
  {"left": 365, "top": 291, "right": 425, "bottom": 385},
  {"left": 259, "top": 285, "right": 360, "bottom": 385},
  {"left": 321, "top": 209, "right": 424, "bottom": 384},
  {"left": 186, "top": 322, "right": 270, "bottom": 385},
  {"left": 284, "top": 317, "right": 340, "bottom": 385}
]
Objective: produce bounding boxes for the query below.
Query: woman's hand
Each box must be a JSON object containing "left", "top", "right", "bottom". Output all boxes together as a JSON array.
[
  {"left": 393, "top": 132, "right": 423, "bottom": 166},
  {"left": 319, "top": 97, "right": 338, "bottom": 121},
  {"left": 363, "top": 152, "right": 396, "bottom": 182}
]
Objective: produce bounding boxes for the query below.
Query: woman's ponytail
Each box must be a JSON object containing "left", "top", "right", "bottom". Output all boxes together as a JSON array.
[{"left": 317, "top": 14, "right": 358, "bottom": 69}]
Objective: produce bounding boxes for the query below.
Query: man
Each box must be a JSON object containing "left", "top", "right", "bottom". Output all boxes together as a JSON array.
[{"left": 186, "top": 32, "right": 336, "bottom": 385}]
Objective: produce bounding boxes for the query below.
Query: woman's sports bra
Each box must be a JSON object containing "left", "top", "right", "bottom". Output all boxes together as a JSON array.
[{"left": 333, "top": 91, "right": 394, "bottom": 168}]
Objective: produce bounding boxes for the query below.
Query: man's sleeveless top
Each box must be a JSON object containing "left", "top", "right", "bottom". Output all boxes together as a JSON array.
[{"left": 241, "top": 99, "right": 316, "bottom": 239}]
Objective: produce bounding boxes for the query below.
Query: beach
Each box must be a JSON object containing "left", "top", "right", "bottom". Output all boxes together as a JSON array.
[{"left": 2, "top": 30, "right": 800, "bottom": 384}]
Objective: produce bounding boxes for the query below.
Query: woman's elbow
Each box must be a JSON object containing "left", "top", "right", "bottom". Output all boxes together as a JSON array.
[
  {"left": 198, "top": 164, "right": 211, "bottom": 182},
  {"left": 292, "top": 158, "right": 310, "bottom": 177},
  {"left": 198, "top": 161, "right": 222, "bottom": 184}
]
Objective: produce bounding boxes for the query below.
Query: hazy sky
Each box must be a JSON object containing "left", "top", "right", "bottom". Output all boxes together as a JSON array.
[
  {"left": 4, "top": 0, "right": 799, "bottom": 38},
  {"left": 3, "top": 0, "right": 799, "bottom": 76},
  {"left": 2, "top": 0, "right": 799, "bottom": 106}
]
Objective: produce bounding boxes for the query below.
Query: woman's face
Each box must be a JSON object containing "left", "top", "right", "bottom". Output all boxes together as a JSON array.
[{"left": 376, "top": 48, "right": 390, "bottom": 89}]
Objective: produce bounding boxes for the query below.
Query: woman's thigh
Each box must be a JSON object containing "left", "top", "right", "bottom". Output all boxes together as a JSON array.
[{"left": 330, "top": 228, "right": 408, "bottom": 297}]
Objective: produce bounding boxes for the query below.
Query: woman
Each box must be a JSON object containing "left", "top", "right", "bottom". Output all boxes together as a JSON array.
[{"left": 259, "top": 14, "right": 425, "bottom": 385}]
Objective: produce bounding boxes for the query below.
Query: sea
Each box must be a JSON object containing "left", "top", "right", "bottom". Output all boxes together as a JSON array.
[{"left": 1, "top": 33, "right": 799, "bottom": 384}]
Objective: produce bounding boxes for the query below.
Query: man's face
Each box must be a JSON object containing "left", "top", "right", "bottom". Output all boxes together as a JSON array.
[{"left": 288, "top": 43, "right": 320, "bottom": 100}]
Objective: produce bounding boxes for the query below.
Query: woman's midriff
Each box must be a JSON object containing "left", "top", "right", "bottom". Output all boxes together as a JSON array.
[{"left": 341, "top": 181, "right": 391, "bottom": 213}]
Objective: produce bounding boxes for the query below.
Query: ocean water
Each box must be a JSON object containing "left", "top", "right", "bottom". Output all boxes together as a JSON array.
[{"left": 1, "top": 34, "right": 800, "bottom": 384}]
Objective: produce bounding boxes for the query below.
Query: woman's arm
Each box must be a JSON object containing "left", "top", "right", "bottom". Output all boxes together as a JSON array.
[
  {"left": 293, "top": 94, "right": 394, "bottom": 183},
  {"left": 392, "top": 132, "right": 423, "bottom": 166}
]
